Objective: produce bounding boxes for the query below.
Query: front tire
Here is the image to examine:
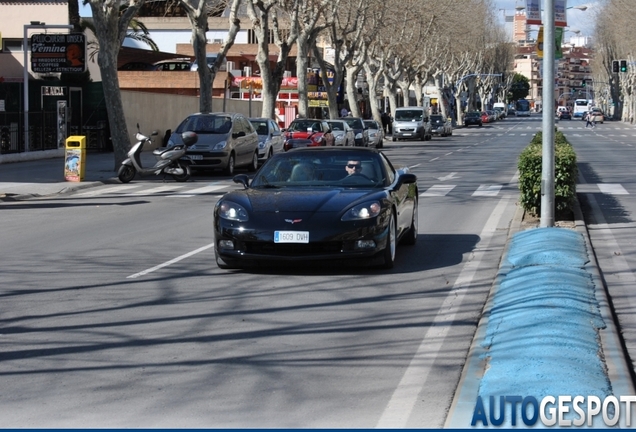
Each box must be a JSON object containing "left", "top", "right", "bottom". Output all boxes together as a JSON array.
[
  {"left": 401, "top": 199, "right": 418, "bottom": 245},
  {"left": 380, "top": 212, "right": 396, "bottom": 269},
  {"left": 247, "top": 151, "right": 258, "bottom": 172},
  {"left": 172, "top": 161, "right": 191, "bottom": 182},
  {"left": 118, "top": 165, "right": 136, "bottom": 183},
  {"left": 224, "top": 152, "right": 236, "bottom": 176}
]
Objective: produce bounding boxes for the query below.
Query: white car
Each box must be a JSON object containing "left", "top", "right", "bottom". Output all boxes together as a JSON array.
[
  {"left": 326, "top": 120, "right": 355, "bottom": 147},
  {"left": 249, "top": 117, "right": 285, "bottom": 163},
  {"left": 363, "top": 119, "right": 384, "bottom": 148}
]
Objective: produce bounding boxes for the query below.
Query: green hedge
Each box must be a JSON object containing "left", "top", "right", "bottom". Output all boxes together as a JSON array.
[{"left": 518, "top": 130, "right": 577, "bottom": 215}]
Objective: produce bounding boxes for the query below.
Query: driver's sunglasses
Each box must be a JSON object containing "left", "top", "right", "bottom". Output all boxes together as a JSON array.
[{"left": 347, "top": 163, "right": 361, "bottom": 169}]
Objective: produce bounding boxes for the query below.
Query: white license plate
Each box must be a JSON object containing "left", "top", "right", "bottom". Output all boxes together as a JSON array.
[
  {"left": 274, "top": 231, "right": 309, "bottom": 243},
  {"left": 188, "top": 155, "right": 203, "bottom": 160},
  {"left": 403, "top": 133, "right": 412, "bottom": 137}
]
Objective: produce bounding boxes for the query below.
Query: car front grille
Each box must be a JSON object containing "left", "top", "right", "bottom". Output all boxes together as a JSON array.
[{"left": 245, "top": 241, "right": 344, "bottom": 256}]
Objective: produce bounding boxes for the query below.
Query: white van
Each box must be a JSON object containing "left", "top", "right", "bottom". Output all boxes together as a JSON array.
[
  {"left": 392, "top": 107, "right": 432, "bottom": 141},
  {"left": 493, "top": 102, "right": 507, "bottom": 118}
]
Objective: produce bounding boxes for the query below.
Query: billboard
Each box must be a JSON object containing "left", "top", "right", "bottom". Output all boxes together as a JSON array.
[{"left": 30, "top": 33, "right": 86, "bottom": 74}]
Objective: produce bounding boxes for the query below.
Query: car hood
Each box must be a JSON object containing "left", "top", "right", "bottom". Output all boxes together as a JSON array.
[
  {"left": 285, "top": 131, "right": 316, "bottom": 139},
  {"left": 172, "top": 132, "right": 229, "bottom": 151},
  {"left": 226, "top": 188, "right": 380, "bottom": 214}
]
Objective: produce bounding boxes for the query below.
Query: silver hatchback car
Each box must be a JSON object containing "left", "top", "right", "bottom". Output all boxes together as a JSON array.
[{"left": 168, "top": 112, "right": 259, "bottom": 175}]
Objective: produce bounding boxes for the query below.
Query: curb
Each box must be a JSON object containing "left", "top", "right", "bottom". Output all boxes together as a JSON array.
[{"left": 444, "top": 200, "right": 635, "bottom": 428}]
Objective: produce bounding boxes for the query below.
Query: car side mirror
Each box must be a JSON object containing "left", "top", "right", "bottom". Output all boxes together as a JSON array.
[
  {"left": 233, "top": 174, "right": 250, "bottom": 189},
  {"left": 396, "top": 172, "right": 417, "bottom": 188}
]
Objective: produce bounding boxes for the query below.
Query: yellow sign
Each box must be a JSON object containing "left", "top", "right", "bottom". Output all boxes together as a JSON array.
[
  {"left": 309, "top": 100, "right": 329, "bottom": 108},
  {"left": 536, "top": 26, "right": 544, "bottom": 58}
]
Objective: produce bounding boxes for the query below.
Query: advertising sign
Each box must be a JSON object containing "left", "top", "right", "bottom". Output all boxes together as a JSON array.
[
  {"left": 30, "top": 33, "right": 86, "bottom": 73},
  {"left": 555, "top": 0, "right": 568, "bottom": 27},
  {"left": 525, "top": 0, "right": 542, "bottom": 25},
  {"left": 536, "top": 26, "right": 564, "bottom": 59}
]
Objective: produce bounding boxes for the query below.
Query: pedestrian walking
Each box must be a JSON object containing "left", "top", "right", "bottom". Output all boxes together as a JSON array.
[{"left": 585, "top": 112, "right": 595, "bottom": 128}]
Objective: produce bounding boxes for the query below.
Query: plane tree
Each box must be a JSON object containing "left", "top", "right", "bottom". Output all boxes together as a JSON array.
[
  {"left": 86, "top": 0, "right": 147, "bottom": 168},
  {"left": 180, "top": 0, "right": 243, "bottom": 113}
]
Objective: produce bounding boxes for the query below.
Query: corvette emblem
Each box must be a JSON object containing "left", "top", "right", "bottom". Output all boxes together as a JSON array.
[{"left": 284, "top": 218, "right": 302, "bottom": 224}]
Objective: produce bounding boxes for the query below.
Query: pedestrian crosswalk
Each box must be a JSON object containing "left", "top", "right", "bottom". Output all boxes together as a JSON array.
[
  {"left": 419, "top": 183, "right": 631, "bottom": 198},
  {"left": 67, "top": 181, "right": 632, "bottom": 201}
]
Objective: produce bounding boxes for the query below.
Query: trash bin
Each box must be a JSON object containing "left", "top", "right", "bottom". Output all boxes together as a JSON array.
[{"left": 64, "top": 135, "right": 86, "bottom": 182}]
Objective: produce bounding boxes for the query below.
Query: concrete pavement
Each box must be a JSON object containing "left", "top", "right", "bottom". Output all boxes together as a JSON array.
[{"left": 2, "top": 150, "right": 635, "bottom": 426}]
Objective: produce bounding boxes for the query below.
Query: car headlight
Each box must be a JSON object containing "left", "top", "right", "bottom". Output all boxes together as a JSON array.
[
  {"left": 355, "top": 132, "right": 363, "bottom": 139},
  {"left": 258, "top": 141, "right": 266, "bottom": 149},
  {"left": 217, "top": 200, "right": 249, "bottom": 222},
  {"left": 369, "top": 132, "right": 377, "bottom": 138},
  {"left": 342, "top": 201, "right": 382, "bottom": 221},
  {"left": 213, "top": 141, "right": 228, "bottom": 150}
]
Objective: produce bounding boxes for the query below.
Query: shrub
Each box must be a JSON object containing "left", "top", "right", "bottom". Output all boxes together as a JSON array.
[{"left": 518, "top": 130, "right": 577, "bottom": 215}]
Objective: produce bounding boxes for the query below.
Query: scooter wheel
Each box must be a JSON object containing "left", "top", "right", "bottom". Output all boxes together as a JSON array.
[
  {"left": 118, "top": 165, "right": 136, "bottom": 183},
  {"left": 172, "top": 162, "right": 191, "bottom": 182}
]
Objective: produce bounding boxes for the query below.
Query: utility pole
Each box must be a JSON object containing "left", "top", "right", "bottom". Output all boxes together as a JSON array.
[{"left": 540, "top": 0, "right": 555, "bottom": 227}]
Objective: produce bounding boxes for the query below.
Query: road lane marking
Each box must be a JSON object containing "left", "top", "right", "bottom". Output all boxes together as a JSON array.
[
  {"left": 71, "top": 184, "right": 144, "bottom": 197},
  {"left": 128, "top": 185, "right": 184, "bottom": 196},
  {"left": 598, "top": 183, "right": 629, "bottom": 195},
  {"left": 472, "top": 185, "right": 502, "bottom": 196},
  {"left": 127, "top": 243, "right": 215, "bottom": 279},
  {"left": 376, "top": 196, "right": 513, "bottom": 428},
  {"left": 167, "top": 185, "right": 227, "bottom": 197},
  {"left": 420, "top": 185, "right": 455, "bottom": 197}
]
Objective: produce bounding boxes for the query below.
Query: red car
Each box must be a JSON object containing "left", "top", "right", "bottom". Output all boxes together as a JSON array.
[
  {"left": 283, "top": 119, "right": 334, "bottom": 151},
  {"left": 481, "top": 111, "right": 490, "bottom": 123}
]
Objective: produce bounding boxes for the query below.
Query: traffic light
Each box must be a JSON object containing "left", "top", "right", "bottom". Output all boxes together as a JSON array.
[
  {"left": 620, "top": 60, "right": 628, "bottom": 73},
  {"left": 612, "top": 60, "right": 620, "bottom": 73}
]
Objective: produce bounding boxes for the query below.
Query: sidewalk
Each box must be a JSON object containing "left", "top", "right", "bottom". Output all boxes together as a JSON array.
[{"left": 0, "top": 151, "right": 156, "bottom": 200}]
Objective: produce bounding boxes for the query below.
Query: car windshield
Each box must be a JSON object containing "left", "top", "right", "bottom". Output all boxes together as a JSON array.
[
  {"left": 430, "top": 115, "right": 444, "bottom": 123},
  {"left": 249, "top": 120, "right": 269, "bottom": 135},
  {"left": 288, "top": 120, "right": 321, "bottom": 132},
  {"left": 363, "top": 121, "right": 378, "bottom": 129},
  {"left": 343, "top": 118, "right": 364, "bottom": 129},
  {"left": 466, "top": 112, "right": 480, "bottom": 118},
  {"left": 251, "top": 151, "right": 386, "bottom": 188},
  {"left": 395, "top": 110, "right": 423, "bottom": 121},
  {"left": 176, "top": 115, "right": 232, "bottom": 134},
  {"left": 327, "top": 121, "right": 345, "bottom": 131}
]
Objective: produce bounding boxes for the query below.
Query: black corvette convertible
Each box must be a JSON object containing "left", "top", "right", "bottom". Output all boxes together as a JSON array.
[{"left": 213, "top": 147, "right": 418, "bottom": 270}]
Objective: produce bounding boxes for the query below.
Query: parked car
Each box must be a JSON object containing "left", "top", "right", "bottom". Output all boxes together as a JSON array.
[
  {"left": 342, "top": 117, "right": 370, "bottom": 147},
  {"left": 463, "top": 111, "right": 483, "bottom": 127},
  {"left": 153, "top": 58, "right": 193, "bottom": 71},
  {"left": 283, "top": 118, "right": 334, "bottom": 151},
  {"left": 249, "top": 117, "right": 284, "bottom": 164},
  {"left": 326, "top": 120, "right": 355, "bottom": 147},
  {"left": 190, "top": 54, "right": 227, "bottom": 72},
  {"left": 167, "top": 112, "right": 259, "bottom": 175},
  {"left": 118, "top": 61, "right": 156, "bottom": 71},
  {"left": 481, "top": 111, "right": 490, "bottom": 124},
  {"left": 429, "top": 115, "right": 453, "bottom": 137},
  {"left": 363, "top": 119, "right": 384, "bottom": 148},
  {"left": 486, "top": 110, "right": 497, "bottom": 122},
  {"left": 214, "top": 147, "right": 418, "bottom": 270},
  {"left": 392, "top": 107, "right": 432, "bottom": 141},
  {"left": 589, "top": 108, "right": 605, "bottom": 124}
]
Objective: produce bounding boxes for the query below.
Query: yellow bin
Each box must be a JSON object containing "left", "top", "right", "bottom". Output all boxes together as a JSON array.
[{"left": 64, "top": 136, "right": 86, "bottom": 182}]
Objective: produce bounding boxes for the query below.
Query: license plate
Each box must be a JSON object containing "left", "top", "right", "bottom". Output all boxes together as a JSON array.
[
  {"left": 403, "top": 133, "right": 412, "bottom": 137},
  {"left": 274, "top": 231, "right": 309, "bottom": 243},
  {"left": 187, "top": 154, "right": 203, "bottom": 160}
]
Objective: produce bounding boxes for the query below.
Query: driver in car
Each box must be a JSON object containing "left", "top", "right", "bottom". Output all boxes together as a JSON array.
[{"left": 345, "top": 159, "right": 363, "bottom": 176}]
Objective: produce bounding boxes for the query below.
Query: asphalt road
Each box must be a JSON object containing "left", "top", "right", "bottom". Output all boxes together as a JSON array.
[{"left": 1, "top": 115, "right": 634, "bottom": 427}]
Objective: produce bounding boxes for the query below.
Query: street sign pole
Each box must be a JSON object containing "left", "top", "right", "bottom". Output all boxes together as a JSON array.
[{"left": 541, "top": 0, "right": 556, "bottom": 227}]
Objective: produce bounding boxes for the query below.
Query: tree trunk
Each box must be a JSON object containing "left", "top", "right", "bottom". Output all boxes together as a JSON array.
[{"left": 296, "top": 37, "right": 310, "bottom": 118}]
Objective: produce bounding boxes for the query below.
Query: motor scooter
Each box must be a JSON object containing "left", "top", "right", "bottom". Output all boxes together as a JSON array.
[{"left": 118, "top": 128, "right": 198, "bottom": 183}]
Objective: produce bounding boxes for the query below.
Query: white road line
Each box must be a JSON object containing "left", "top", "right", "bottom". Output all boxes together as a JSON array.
[
  {"left": 472, "top": 185, "right": 502, "bottom": 197},
  {"left": 167, "top": 185, "right": 227, "bottom": 197},
  {"left": 429, "top": 157, "right": 440, "bottom": 162},
  {"left": 376, "top": 196, "right": 513, "bottom": 428},
  {"left": 128, "top": 185, "right": 185, "bottom": 196},
  {"left": 71, "top": 184, "right": 143, "bottom": 197},
  {"left": 598, "top": 183, "right": 629, "bottom": 195},
  {"left": 420, "top": 185, "right": 455, "bottom": 197},
  {"left": 127, "top": 243, "right": 215, "bottom": 279}
]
